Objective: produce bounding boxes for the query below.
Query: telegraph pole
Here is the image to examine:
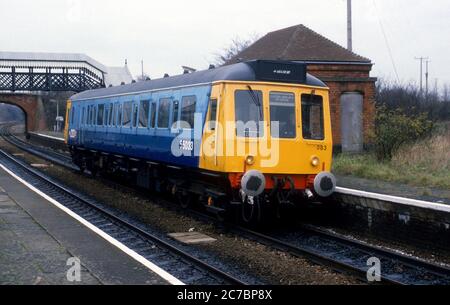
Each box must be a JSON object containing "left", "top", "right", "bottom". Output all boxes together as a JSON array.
[
  {"left": 141, "top": 60, "right": 144, "bottom": 80},
  {"left": 347, "top": 0, "right": 352, "bottom": 52},
  {"left": 415, "top": 57, "right": 428, "bottom": 93}
]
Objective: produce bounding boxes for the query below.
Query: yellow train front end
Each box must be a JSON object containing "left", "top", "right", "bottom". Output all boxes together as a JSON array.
[{"left": 200, "top": 79, "right": 335, "bottom": 219}]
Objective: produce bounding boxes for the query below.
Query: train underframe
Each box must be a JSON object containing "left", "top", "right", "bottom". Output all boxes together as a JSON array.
[{"left": 70, "top": 147, "right": 317, "bottom": 224}]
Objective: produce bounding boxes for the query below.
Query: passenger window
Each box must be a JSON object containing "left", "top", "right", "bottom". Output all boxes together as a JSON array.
[
  {"left": 172, "top": 100, "right": 179, "bottom": 129},
  {"left": 123, "top": 101, "right": 132, "bottom": 127},
  {"left": 270, "top": 92, "right": 296, "bottom": 138},
  {"left": 180, "top": 96, "right": 196, "bottom": 129},
  {"left": 301, "top": 94, "right": 324, "bottom": 140},
  {"left": 235, "top": 90, "right": 264, "bottom": 137},
  {"left": 139, "top": 100, "right": 150, "bottom": 128},
  {"left": 108, "top": 104, "right": 113, "bottom": 126},
  {"left": 208, "top": 99, "right": 217, "bottom": 131},
  {"left": 104, "top": 105, "right": 110, "bottom": 126},
  {"left": 81, "top": 107, "right": 85, "bottom": 125},
  {"left": 132, "top": 104, "right": 138, "bottom": 128},
  {"left": 150, "top": 101, "right": 157, "bottom": 128},
  {"left": 90, "top": 106, "right": 94, "bottom": 125},
  {"left": 93, "top": 106, "right": 98, "bottom": 126},
  {"left": 157, "top": 98, "right": 170, "bottom": 128},
  {"left": 117, "top": 104, "right": 123, "bottom": 126},
  {"left": 97, "top": 104, "right": 104, "bottom": 126}
]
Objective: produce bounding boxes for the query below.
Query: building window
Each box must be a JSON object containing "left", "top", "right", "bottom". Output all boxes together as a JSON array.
[
  {"left": 235, "top": 89, "right": 264, "bottom": 137},
  {"left": 180, "top": 96, "right": 196, "bottom": 129},
  {"left": 157, "top": 98, "right": 170, "bottom": 128},
  {"left": 123, "top": 101, "right": 132, "bottom": 127},
  {"left": 138, "top": 100, "right": 150, "bottom": 128},
  {"left": 270, "top": 92, "right": 296, "bottom": 138},
  {"left": 301, "top": 94, "right": 324, "bottom": 140}
]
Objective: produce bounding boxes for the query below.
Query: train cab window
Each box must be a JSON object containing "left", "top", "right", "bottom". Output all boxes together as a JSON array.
[
  {"left": 235, "top": 90, "right": 264, "bottom": 137},
  {"left": 123, "top": 101, "right": 132, "bottom": 127},
  {"left": 70, "top": 106, "right": 75, "bottom": 124},
  {"left": 97, "top": 104, "right": 104, "bottom": 126},
  {"left": 301, "top": 94, "right": 324, "bottom": 140},
  {"left": 270, "top": 92, "right": 296, "bottom": 138},
  {"left": 180, "top": 96, "right": 196, "bottom": 129},
  {"left": 150, "top": 101, "right": 157, "bottom": 128},
  {"left": 138, "top": 100, "right": 150, "bottom": 128},
  {"left": 157, "top": 98, "right": 170, "bottom": 128},
  {"left": 208, "top": 99, "right": 217, "bottom": 131},
  {"left": 132, "top": 104, "right": 139, "bottom": 128}
]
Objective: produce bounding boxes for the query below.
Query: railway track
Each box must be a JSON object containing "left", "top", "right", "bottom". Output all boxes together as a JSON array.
[
  {"left": 2, "top": 126, "right": 450, "bottom": 285},
  {"left": 0, "top": 140, "right": 247, "bottom": 285}
]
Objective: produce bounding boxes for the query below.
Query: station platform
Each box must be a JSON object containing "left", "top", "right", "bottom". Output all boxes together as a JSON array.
[
  {"left": 336, "top": 174, "right": 450, "bottom": 205},
  {"left": 0, "top": 166, "right": 169, "bottom": 285}
]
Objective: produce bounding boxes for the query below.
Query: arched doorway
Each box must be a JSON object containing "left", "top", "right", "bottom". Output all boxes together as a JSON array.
[{"left": 340, "top": 92, "right": 363, "bottom": 152}]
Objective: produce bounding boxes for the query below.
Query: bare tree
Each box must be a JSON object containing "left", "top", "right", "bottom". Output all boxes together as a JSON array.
[
  {"left": 443, "top": 84, "right": 450, "bottom": 102},
  {"left": 214, "top": 34, "right": 260, "bottom": 66}
]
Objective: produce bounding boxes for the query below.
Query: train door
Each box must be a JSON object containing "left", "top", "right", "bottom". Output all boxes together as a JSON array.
[
  {"left": 120, "top": 99, "right": 133, "bottom": 152},
  {"left": 200, "top": 84, "right": 223, "bottom": 171},
  {"left": 136, "top": 94, "right": 151, "bottom": 156}
]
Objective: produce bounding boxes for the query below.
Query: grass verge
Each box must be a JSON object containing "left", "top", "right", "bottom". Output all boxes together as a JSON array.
[{"left": 333, "top": 128, "right": 450, "bottom": 190}]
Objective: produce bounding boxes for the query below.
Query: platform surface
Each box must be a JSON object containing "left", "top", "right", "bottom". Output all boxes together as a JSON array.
[{"left": 0, "top": 167, "right": 169, "bottom": 285}]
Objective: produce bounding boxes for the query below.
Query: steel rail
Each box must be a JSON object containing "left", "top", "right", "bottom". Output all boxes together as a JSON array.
[
  {"left": 3, "top": 124, "right": 450, "bottom": 285},
  {"left": 0, "top": 143, "right": 247, "bottom": 285}
]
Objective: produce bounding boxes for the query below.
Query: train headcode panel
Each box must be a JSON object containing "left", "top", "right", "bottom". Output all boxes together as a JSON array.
[{"left": 248, "top": 60, "right": 307, "bottom": 84}]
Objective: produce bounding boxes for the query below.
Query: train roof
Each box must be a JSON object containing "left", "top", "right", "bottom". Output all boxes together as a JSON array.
[{"left": 71, "top": 60, "right": 327, "bottom": 101}]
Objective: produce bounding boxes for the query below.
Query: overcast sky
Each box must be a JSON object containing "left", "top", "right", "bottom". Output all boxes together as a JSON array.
[{"left": 1, "top": 0, "right": 449, "bottom": 90}]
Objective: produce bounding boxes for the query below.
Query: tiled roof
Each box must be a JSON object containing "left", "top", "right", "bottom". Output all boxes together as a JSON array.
[{"left": 226, "top": 24, "right": 371, "bottom": 64}]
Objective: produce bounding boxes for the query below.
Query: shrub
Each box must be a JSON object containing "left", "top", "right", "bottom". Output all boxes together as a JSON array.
[{"left": 373, "top": 106, "right": 434, "bottom": 160}]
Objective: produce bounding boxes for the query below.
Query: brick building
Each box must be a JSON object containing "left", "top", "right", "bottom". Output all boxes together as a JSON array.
[{"left": 226, "top": 24, "right": 377, "bottom": 152}]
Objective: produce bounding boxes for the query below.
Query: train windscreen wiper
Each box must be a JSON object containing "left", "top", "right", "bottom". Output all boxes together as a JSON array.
[{"left": 246, "top": 85, "right": 263, "bottom": 120}]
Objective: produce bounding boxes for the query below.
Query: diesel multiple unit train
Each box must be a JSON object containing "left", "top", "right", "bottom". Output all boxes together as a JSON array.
[{"left": 64, "top": 60, "right": 336, "bottom": 223}]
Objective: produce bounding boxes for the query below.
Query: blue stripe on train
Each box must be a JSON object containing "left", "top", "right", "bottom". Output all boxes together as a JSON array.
[{"left": 67, "top": 84, "right": 211, "bottom": 169}]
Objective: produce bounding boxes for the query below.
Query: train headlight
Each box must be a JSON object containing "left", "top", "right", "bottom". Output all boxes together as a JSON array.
[
  {"left": 311, "top": 156, "right": 320, "bottom": 167},
  {"left": 245, "top": 155, "right": 255, "bottom": 166}
]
